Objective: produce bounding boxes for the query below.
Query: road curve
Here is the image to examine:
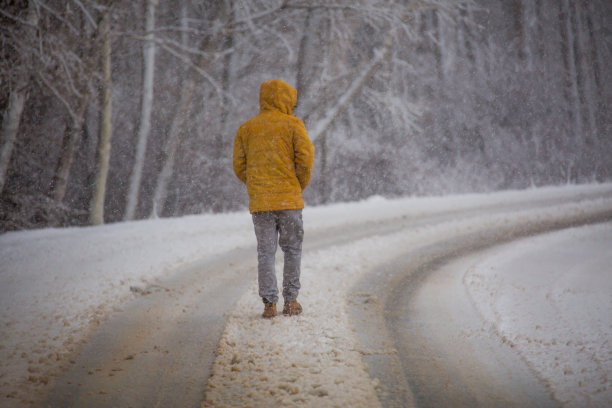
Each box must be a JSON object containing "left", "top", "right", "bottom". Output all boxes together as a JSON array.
[
  {"left": 44, "top": 188, "right": 612, "bottom": 408},
  {"left": 350, "top": 197, "right": 612, "bottom": 407}
]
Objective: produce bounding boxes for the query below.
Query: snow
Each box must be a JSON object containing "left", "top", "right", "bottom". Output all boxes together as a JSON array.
[
  {"left": 1, "top": 183, "right": 611, "bottom": 407},
  {"left": 465, "top": 222, "right": 612, "bottom": 407},
  {"left": 203, "top": 239, "right": 386, "bottom": 407},
  {"left": 0, "top": 214, "right": 253, "bottom": 403},
  {"left": 202, "top": 185, "right": 612, "bottom": 407}
]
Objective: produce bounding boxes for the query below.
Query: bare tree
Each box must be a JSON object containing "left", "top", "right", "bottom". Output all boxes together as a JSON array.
[
  {"left": 49, "top": 96, "right": 90, "bottom": 202},
  {"left": 560, "top": 0, "right": 583, "bottom": 146},
  {"left": 90, "top": 10, "right": 113, "bottom": 225},
  {"left": 148, "top": 12, "right": 225, "bottom": 218},
  {"left": 47, "top": 1, "right": 102, "bottom": 203},
  {"left": 0, "top": 0, "right": 39, "bottom": 193},
  {"left": 124, "top": 0, "right": 158, "bottom": 220}
]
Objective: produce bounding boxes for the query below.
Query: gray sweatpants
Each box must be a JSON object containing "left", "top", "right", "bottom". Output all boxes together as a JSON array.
[{"left": 252, "top": 209, "right": 303, "bottom": 304}]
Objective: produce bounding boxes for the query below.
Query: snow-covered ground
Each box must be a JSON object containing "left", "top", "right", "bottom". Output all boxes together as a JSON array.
[
  {"left": 465, "top": 222, "right": 612, "bottom": 407},
  {"left": 1, "top": 183, "right": 611, "bottom": 407},
  {"left": 202, "top": 185, "right": 612, "bottom": 407}
]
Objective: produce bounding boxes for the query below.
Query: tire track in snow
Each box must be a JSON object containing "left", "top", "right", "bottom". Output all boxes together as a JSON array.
[{"left": 351, "top": 196, "right": 612, "bottom": 407}]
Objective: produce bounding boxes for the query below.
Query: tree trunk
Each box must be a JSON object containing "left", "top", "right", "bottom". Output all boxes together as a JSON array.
[
  {"left": 435, "top": 9, "right": 452, "bottom": 83},
  {"left": 149, "top": 82, "right": 195, "bottom": 218},
  {"left": 49, "top": 96, "right": 89, "bottom": 202},
  {"left": 90, "top": 11, "right": 113, "bottom": 226},
  {"left": 149, "top": 2, "right": 225, "bottom": 218},
  {"left": 562, "top": 0, "right": 583, "bottom": 143},
  {"left": 584, "top": 1, "right": 604, "bottom": 139},
  {"left": 512, "top": 0, "right": 526, "bottom": 61},
  {"left": 219, "top": 0, "right": 234, "bottom": 140},
  {"left": 0, "top": 77, "right": 29, "bottom": 194},
  {"left": 574, "top": 1, "right": 596, "bottom": 147},
  {"left": 295, "top": 8, "right": 314, "bottom": 112},
  {"left": 124, "top": 0, "right": 158, "bottom": 221},
  {"left": 0, "top": 0, "right": 38, "bottom": 194},
  {"left": 298, "top": 10, "right": 329, "bottom": 125}
]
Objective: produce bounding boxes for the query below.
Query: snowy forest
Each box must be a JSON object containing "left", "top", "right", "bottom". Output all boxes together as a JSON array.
[{"left": 0, "top": 0, "right": 610, "bottom": 231}]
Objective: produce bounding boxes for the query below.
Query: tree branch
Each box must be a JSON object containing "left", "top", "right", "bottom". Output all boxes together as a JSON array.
[
  {"left": 35, "top": 72, "right": 79, "bottom": 120},
  {"left": 71, "top": 0, "right": 98, "bottom": 29},
  {"left": 156, "top": 42, "right": 225, "bottom": 101},
  {"left": 309, "top": 30, "right": 395, "bottom": 142}
]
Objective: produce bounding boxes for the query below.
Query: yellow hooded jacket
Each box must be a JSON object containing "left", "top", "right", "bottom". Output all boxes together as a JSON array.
[{"left": 233, "top": 79, "right": 315, "bottom": 213}]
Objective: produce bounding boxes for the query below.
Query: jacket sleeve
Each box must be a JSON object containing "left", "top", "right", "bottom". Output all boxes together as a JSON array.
[
  {"left": 293, "top": 119, "right": 315, "bottom": 190},
  {"left": 233, "top": 128, "right": 247, "bottom": 184}
]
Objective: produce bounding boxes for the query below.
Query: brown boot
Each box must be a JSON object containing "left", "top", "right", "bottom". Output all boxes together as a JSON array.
[
  {"left": 282, "top": 300, "right": 302, "bottom": 316},
  {"left": 262, "top": 302, "right": 277, "bottom": 319}
]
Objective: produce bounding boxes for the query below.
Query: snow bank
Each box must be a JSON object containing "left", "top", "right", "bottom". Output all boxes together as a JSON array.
[
  {"left": 465, "top": 223, "right": 612, "bottom": 407},
  {"left": 305, "top": 183, "right": 612, "bottom": 232}
]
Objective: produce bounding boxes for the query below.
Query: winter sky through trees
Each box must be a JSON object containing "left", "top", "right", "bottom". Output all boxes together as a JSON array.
[{"left": 0, "top": 0, "right": 610, "bottom": 231}]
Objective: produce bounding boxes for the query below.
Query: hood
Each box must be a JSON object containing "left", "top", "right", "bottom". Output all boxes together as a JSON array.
[{"left": 259, "top": 79, "right": 297, "bottom": 115}]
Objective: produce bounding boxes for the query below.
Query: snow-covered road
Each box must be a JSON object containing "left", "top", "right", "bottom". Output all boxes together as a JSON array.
[
  {"left": 1, "top": 184, "right": 611, "bottom": 407},
  {"left": 465, "top": 222, "right": 612, "bottom": 407},
  {"left": 350, "top": 191, "right": 612, "bottom": 408}
]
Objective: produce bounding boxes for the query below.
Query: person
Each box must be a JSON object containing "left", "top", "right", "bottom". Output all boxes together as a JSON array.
[{"left": 233, "top": 79, "right": 315, "bottom": 318}]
